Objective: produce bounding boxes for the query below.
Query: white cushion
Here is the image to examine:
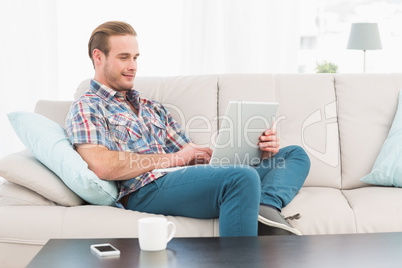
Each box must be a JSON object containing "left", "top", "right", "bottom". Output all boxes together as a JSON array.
[
  {"left": 0, "top": 150, "right": 83, "bottom": 206},
  {"left": 0, "top": 180, "right": 57, "bottom": 206}
]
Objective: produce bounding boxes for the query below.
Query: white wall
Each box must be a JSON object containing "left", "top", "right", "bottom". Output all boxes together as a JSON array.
[{"left": 1, "top": 0, "right": 402, "bottom": 160}]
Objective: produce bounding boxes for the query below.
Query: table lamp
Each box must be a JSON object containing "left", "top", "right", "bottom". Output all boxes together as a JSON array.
[{"left": 347, "top": 23, "right": 382, "bottom": 73}]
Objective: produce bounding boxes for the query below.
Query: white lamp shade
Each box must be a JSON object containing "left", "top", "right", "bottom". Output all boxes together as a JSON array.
[{"left": 347, "top": 23, "right": 382, "bottom": 50}]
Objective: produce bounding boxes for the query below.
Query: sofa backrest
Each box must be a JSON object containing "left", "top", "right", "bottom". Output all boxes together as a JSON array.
[
  {"left": 34, "top": 74, "right": 402, "bottom": 191},
  {"left": 34, "top": 100, "right": 72, "bottom": 126},
  {"left": 335, "top": 74, "right": 402, "bottom": 189},
  {"left": 218, "top": 74, "right": 341, "bottom": 189}
]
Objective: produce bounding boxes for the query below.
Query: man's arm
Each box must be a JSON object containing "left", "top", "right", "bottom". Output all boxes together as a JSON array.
[{"left": 76, "top": 143, "right": 212, "bottom": 181}]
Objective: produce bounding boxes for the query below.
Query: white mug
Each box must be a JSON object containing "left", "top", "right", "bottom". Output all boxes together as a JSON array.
[{"left": 138, "top": 217, "right": 176, "bottom": 251}]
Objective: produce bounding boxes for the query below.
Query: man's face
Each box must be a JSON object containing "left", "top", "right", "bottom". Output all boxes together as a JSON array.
[{"left": 97, "top": 34, "right": 140, "bottom": 92}]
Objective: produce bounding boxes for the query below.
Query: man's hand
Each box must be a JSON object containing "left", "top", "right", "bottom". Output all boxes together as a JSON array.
[
  {"left": 173, "top": 143, "right": 213, "bottom": 166},
  {"left": 259, "top": 128, "right": 280, "bottom": 159}
]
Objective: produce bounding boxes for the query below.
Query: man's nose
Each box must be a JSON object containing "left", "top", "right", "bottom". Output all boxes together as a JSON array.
[{"left": 128, "top": 59, "right": 137, "bottom": 71}]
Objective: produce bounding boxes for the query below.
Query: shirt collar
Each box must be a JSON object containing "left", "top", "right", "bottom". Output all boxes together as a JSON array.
[{"left": 90, "top": 79, "right": 141, "bottom": 102}]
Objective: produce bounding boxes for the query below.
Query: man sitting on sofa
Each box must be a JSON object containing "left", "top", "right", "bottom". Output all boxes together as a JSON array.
[{"left": 65, "top": 21, "right": 311, "bottom": 236}]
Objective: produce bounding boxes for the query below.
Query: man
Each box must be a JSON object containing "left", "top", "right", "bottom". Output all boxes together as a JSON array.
[{"left": 66, "top": 21, "right": 310, "bottom": 237}]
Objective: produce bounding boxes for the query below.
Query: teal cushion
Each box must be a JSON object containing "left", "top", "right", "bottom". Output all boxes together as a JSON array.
[
  {"left": 7, "top": 111, "right": 118, "bottom": 206},
  {"left": 361, "top": 91, "right": 402, "bottom": 187}
]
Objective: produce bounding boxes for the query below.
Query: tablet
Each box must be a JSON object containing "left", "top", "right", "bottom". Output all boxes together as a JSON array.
[{"left": 210, "top": 101, "right": 279, "bottom": 166}]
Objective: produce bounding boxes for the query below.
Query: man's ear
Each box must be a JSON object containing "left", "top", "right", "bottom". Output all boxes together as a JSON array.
[{"left": 92, "top": 49, "right": 104, "bottom": 66}]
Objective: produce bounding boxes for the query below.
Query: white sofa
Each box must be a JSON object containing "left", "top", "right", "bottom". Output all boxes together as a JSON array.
[{"left": 2, "top": 73, "right": 402, "bottom": 267}]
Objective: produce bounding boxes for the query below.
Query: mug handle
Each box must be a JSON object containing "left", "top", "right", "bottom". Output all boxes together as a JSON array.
[{"left": 166, "top": 221, "right": 176, "bottom": 243}]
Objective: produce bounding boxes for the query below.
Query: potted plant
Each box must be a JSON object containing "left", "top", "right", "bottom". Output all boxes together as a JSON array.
[{"left": 315, "top": 61, "right": 338, "bottom": 73}]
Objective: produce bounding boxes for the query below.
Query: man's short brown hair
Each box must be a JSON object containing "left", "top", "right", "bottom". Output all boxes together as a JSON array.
[{"left": 88, "top": 21, "right": 137, "bottom": 65}]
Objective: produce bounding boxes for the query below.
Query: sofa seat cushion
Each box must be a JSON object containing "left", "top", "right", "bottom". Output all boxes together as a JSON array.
[
  {"left": 343, "top": 187, "right": 402, "bottom": 233},
  {"left": 7, "top": 111, "right": 118, "bottom": 206},
  {"left": 0, "top": 180, "right": 57, "bottom": 206},
  {"left": 282, "top": 187, "right": 356, "bottom": 235},
  {"left": 0, "top": 206, "right": 218, "bottom": 245},
  {"left": 0, "top": 150, "right": 83, "bottom": 206}
]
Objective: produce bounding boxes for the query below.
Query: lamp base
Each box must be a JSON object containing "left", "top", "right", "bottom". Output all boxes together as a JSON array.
[{"left": 363, "top": 50, "right": 366, "bottom": 73}]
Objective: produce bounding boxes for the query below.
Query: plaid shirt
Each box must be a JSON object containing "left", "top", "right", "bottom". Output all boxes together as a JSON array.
[{"left": 65, "top": 80, "right": 191, "bottom": 206}]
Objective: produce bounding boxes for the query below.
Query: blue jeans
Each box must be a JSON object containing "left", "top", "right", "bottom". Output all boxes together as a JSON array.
[{"left": 127, "top": 145, "right": 310, "bottom": 237}]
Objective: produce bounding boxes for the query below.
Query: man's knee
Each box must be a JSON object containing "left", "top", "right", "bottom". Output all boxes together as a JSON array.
[
  {"left": 282, "top": 145, "right": 310, "bottom": 166},
  {"left": 227, "top": 166, "right": 261, "bottom": 191},
  {"left": 279, "top": 145, "right": 311, "bottom": 184}
]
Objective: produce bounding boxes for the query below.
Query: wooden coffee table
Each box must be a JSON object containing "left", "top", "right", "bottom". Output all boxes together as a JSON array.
[{"left": 27, "top": 232, "right": 402, "bottom": 268}]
